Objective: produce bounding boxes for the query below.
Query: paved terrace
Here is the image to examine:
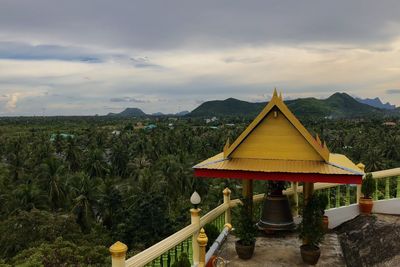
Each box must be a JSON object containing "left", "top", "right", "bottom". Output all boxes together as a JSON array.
[{"left": 217, "top": 214, "right": 400, "bottom": 267}]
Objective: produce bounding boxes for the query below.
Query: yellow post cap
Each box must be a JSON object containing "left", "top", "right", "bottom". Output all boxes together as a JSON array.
[
  {"left": 223, "top": 187, "right": 231, "bottom": 196},
  {"left": 197, "top": 228, "right": 208, "bottom": 246},
  {"left": 224, "top": 223, "right": 233, "bottom": 231},
  {"left": 109, "top": 241, "right": 128, "bottom": 257}
]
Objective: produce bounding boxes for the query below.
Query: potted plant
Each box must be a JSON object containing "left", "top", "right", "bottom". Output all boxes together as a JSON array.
[
  {"left": 298, "top": 194, "right": 325, "bottom": 265},
  {"left": 316, "top": 193, "right": 329, "bottom": 232},
  {"left": 359, "top": 173, "right": 374, "bottom": 214},
  {"left": 234, "top": 198, "right": 257, "bottom": 260}
]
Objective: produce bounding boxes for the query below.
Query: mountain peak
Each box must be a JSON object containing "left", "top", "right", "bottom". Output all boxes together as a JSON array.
[
  {"left": 107, "top": 107, "right": 146, "bottom": 117},
  {"left": 355, "top": 97, "right": 396, "bottom": 110}
]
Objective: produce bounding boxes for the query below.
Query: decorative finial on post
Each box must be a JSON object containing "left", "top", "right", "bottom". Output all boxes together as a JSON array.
[
  {"left": 197, "top": 228, "right": 208, "bottom": 267},
  {"left": 109, "top": 241, "right": 128, "bottom": 267},
  {"left": 223, "top": 187, "right": 231, "bottom": 196},
  {"left": 190, "top": 191, "right": 202, "bottom": 265},
  {"left": 190, "top": 191, "right": 201, "bottom": 209}
]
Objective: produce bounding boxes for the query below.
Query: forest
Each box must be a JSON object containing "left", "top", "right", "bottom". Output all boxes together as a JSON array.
[{"left": 0, "top": 116, "right": 399, "bottom": 266}]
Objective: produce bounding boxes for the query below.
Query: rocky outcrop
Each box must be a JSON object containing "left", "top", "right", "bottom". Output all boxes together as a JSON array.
[{"left": 335, "top": 214, "right": 400, "bottom": 267}]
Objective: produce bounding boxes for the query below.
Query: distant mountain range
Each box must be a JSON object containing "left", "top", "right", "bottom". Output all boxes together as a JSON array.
[
  {"left": 107, "top": 108, "right": 189, "bottom": 117},
  {"left": 107, "top": 93, "right": 398, "bottom": 119},
  {"left": 355, "top": 97, "right": 396, "bottom": 110},
  {"left": 189, "top": 93, "right": 398, "bottom": 118}
]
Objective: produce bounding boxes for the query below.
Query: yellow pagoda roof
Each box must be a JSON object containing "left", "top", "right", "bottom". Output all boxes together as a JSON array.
[
  {"left": 223, "top": 89, "right": 329, "bottom": 161},
  {"left": 193, "top": 89, "right": 364, "bottom": 181}
]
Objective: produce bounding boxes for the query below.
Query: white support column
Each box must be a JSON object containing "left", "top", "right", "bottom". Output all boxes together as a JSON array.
[
  {"left": 190, "top": 208, "right": 201, "bottom": 266},
  {"left": 223, "top": 187, "right": 231, "bottom": 224}
]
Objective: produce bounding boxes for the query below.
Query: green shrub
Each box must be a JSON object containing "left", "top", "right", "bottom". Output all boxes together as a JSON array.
[
  {"left": 203, "top": 224, "right": 220, "bottom": 250},
  {"left": 11, "top": 237, "right": 109, "bottom": 267},
  {"left": 233, "top": 198, "right": 256, "bottom": 246},
  {"left": 316, "top": 193, "right": 329, "bottom": 214},
  {"left": 298, "top": 194, "right": 325, "bottom": 247},
  {"left": 171, "top": 253, "right": 191, "bottom": 267},
  {"left": 361, "top": 173, "right": 375, "bottom": 198}
]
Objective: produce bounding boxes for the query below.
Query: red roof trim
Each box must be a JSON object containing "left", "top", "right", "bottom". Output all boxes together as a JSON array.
[{"left": 194, "top": 169, "right": 362, "bottom": 184}]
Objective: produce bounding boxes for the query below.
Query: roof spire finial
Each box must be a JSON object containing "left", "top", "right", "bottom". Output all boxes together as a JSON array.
[
  {"left": 273, "top": 88, "right": 278, "bottom": 99},
  {"left": 279, "top": 91, "right": 283, "bottom": 101}
]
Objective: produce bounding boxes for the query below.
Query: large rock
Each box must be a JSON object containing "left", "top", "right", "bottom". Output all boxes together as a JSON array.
[{"left": 335, "top": 214, "right": 400, "bottom": 267}]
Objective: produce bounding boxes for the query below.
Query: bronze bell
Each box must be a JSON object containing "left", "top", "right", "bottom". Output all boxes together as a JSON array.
[{"left": 257, "top": 182, "right": 294, "bottom": 232}]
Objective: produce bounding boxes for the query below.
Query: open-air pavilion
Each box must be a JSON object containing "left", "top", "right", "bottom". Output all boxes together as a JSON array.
[{"left": 194, "top": 89, "right": 363, "bottom": 210}]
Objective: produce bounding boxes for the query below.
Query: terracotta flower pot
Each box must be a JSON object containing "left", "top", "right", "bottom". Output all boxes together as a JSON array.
[
  {"left": 300, "top": 244, "right": 321, "bottom": 265},
  {"left": 206, "top": 255, "right": 217, "bottom": 267},
  {"left": 322, "top": 215, "right": 329, "bottom": 232},
  {"left": 359, "top": 197, "right": 373, "bottom": 214},
  {"left": 235, "top": 240, "right": 255, "bottom": 260}
]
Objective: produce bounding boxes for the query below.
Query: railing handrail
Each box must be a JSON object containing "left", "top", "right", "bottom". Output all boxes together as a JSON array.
[
  {"left": 370, "top": 167, "right": 400, "bottom": 179},
  {"left": 125, "top": 223, "right": 198, "bottom": 267},
  {"left": 200, "top": 203, "right": 228, "bottom": 227}
]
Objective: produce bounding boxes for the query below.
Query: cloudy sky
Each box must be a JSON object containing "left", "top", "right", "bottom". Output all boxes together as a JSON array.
[{"left": 1, "top": 0, "right": 400, "bottom": 115}]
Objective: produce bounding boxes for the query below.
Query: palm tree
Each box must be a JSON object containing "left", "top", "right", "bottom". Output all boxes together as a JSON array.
[
  {"left": 6, "top": 137, "right": 26, "bottom": 181},
  {"left": 98, "top": 177, "right": 123, "bottom": 230},
  {"left": 363, "top": 148, "right": 386, "bottom": 172},
  {"left": 110, "top": 139, "right": 129, "bottom": 178},
  {"left": 86, "top": 148, "right": 109, "bottom": 178},
  {"left": 126, "top": 156, "right": 151, "bottom": 180},
  {"left": 36, "top": 158, "right": 66, "bottom": 210},
  {"left": 68, "top": 172, "right": 102, "bottom": 231},
  {"left": 11, "top": 180, "right": 47, "bottom": 212},
  {"left": 65, "top": 137, "right": 82, "bottom": 172}
]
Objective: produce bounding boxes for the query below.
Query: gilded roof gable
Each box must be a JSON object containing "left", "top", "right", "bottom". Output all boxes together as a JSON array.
[{"left": 224, "top": 89, "right": 330, "bottom": 161}]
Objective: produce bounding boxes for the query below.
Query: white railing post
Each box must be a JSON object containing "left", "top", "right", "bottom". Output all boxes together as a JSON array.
[
  {"left": 223, "top": 187, "right": 231, "bottom": 224},
  {"left": 190, "top": 208, "right": 201, "bottom": 265},
  {"left": 356, "top": 163, "right": 365, "bottom": 203},
  {"left": 109, "top": 241, "right": 127, "bottom": 267}
]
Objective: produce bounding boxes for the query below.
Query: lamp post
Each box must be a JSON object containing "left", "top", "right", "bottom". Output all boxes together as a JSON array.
[{"left": 190, "top": 191, "right": 201, "bottom": 265}]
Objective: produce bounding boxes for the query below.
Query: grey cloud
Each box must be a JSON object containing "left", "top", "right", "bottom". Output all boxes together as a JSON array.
[
  {"left": 1, "top": 1, "right": 400, "bottom": 50},
  {"left": 0, "top": 41, "right": 103, "bottom": 62},
  {"left": 0, "top": 41, "right": 166, "bottom": 70},
  {"left": 386, "top": 89, "right": 400, "bottom": 94},
  {"left": 110, "top": 97, "right": 148, "bottom": 103},
  {"left": 103, "top": 106, "right": 123, "bottom": 110},
  {"left": 223, "top": 56, "right": 264, "bottom": 64}
]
